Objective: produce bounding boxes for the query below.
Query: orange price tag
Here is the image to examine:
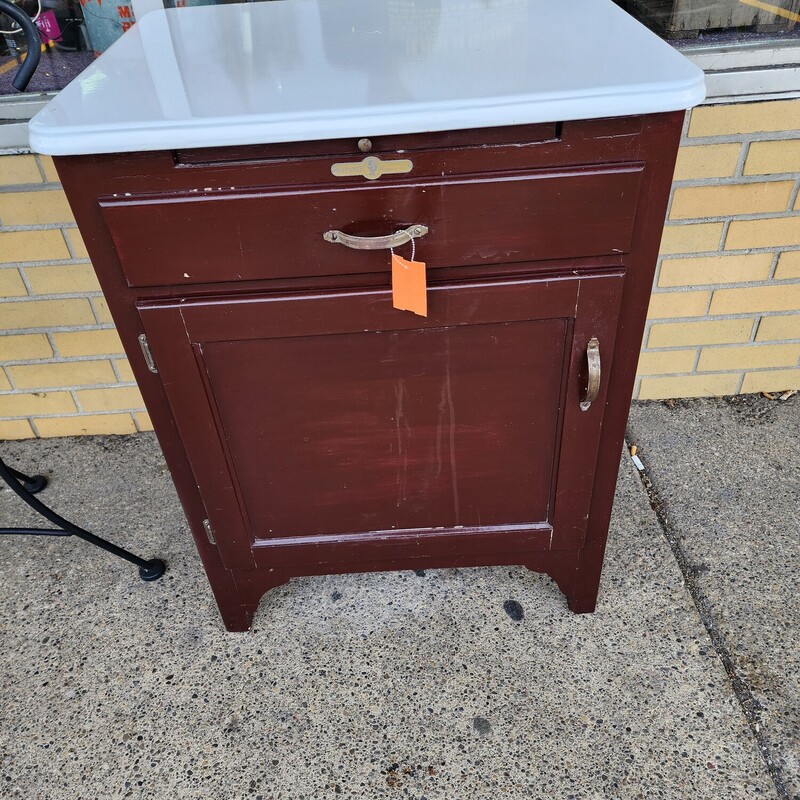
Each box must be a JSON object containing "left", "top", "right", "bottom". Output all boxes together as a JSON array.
[{"left": 391, "top": 253, "right": 427, "bottom": 317}]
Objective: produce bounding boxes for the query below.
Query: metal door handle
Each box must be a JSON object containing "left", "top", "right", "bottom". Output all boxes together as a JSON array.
[
  {"left": 580, "top": 337, "right": 601, "bottom": 411},
  {"left": 323, "top": 224, "right": 428, "bottom": 250}
]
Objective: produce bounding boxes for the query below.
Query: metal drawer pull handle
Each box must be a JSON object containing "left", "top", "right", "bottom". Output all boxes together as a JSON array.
[
  {"left": 580, "top": 337, "right": 601, "bottom": 411},
  {"left": 323, "top": 225, "right": 428, "bottom": 251}
]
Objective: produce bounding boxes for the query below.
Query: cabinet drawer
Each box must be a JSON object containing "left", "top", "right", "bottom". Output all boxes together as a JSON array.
[{"left": 101, "top": 164, "right": 642, "bottom": 288}]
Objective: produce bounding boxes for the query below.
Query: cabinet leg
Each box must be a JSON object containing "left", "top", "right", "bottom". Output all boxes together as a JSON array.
[
  {"left": 215, "top": 571, "right": 289, "bottom": 632},
  {"left": 565, "top": 547, "right": 605, "bottom": 614},
  {"left": 526, "top": 547, "right": 605, "bottom": 614},
  {"left": 218, "top": 601, "right": 260, "bottom": 633}
]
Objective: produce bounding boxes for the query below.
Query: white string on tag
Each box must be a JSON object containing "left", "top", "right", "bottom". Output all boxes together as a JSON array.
[{"left": 390, "top": 235, "right": 415, "bottom": 267}]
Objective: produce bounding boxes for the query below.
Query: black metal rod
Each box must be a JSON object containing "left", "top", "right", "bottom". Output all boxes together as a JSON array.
[
  {"left": 0, "top": 527, "right": 71, "bottom": 536},
  {"left": 0, "top": 0, "right": 42, "bottom": 91},
  {"left": 7, "top": 465, "right": 35, "bottom": 484},
  {"left": 0, "top": 456, "right": 155, "bottom": 570}
]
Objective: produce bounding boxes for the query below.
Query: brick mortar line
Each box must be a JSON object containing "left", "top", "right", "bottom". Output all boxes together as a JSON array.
[
  {"left": 90, "top": 298, "right": 109, "bottom": 326},
  {"left": 659, "top": 243, "right": 800, "bottom": 254},
  {"left": 0, "top": 395, "right": 145, "bottom": 410},
  {"left": 623, "top": 438, "right": 791, "bottom": 800},
  {"left": 0, "top": 292, "right": 104, "bottom": 302},
  {"left": 0, "top": 183, "right": 64, "bottom": 194},
  {"left": 0, "top": 379, "right": 138, "bottom": 391},
  {"left": 664, "top": 181, "right": 676, "bottom": 223},
  {"left": 638, "top": 362, "right": 800, "bottom": 378},
  {"left": 3, "top": 289, "right": 104, "bottom": 303},
  {"left": 656, "top": 280, "right": 796, "bottom": 290},
  {"left": 734, "top": 140, "right": 749, "bottom": 179},
  {"left": 2, "top": 363, "right": 133, "bottom": 380},
  {"left": 657, "top": 251, "right": 800, "bottom": 264},
  {"left": 61, "top": 229, "right": 79, "bottom": 260},
  {"left": 749, "top": 317, "right": 761, "bottom": 345},
  {"left": 718, "top": 219, "right": 732, "bottom": 254},
  {"left": 0, "top": 260, "right": 92, "bottom": 269},
  {"left": 1, "top": 380, "right": 137, "bottom": 392},
  {"left": 650, "top": 276, "right": 800, "bottom": 293},
  {"left": 109, "top": 360, "right": 129, "bottom": 383},
  {"left": 664, "top": 212, "right": 800, "bottom": 225},
  {"left": 672, "top": 173, "right": 800, "bottom": 188},
  {"left": 651, "top": 278, "right": 800, "bottom": 292},
  {"left": 680, "top": 110, "right": 691, "bottom": 139},
  {"left": 0, "top": 223, "right": 77, "bottom": 232},
  {"left": 641, "top": 339, "right": 800, "bottom": 353},
  {"left": 1, "top": 323, "right": 117, "bottom": 334},
  {"left": 35, "top": 154, "right": 52, "bottom": 183},
  {"left": 0, "top": 268, "right": 93, "bottom": 276},
  {"left": 1, "top": 355, "right": 127, "bottom": 366},
  {"left": 767, "top": 251, "right": 781, "bottom": 283},
  {"left": 2, "top": 331, "right": 122, "bottom": 339},
  {"left": 0, "top": 409, "right": 146, "bottom": 421},
  {"left": 704, "top": 286, "right": 715, "bottom": 315},
  {"left": 788, "top": 177, "right": 800, "bottom": 212},
  {"left": 670, "top": 209, "right": 800, "bottom": 224},
  {"left": 684, "top": 130, "right": 800, "bottom": 146},
  {"left": 16, "top": 266, "right": 35, "bottom": 298}
]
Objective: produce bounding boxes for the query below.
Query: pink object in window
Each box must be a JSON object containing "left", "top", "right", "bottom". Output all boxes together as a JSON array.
[{"left": 36, "top": 10, "right": 62, "bottom": 42}]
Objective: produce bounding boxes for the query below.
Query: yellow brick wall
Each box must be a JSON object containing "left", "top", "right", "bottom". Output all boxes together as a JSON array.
[
  {"left": 637, "top": 99, "right": 800, "bottom": 401},
  {"left": 0, "top": 154, "right": 151, "bottom": 439},
  {"left": 1, "top": 99, "right": 799, "bottom": 438}
]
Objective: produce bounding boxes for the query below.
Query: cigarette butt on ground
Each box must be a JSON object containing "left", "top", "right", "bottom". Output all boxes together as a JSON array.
[{"left": 629, "top": 445, "right": 645, "bottom": 471}]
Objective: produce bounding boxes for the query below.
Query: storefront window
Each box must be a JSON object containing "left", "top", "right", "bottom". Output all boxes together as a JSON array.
[
  {"left": 0, "top": 0, "right": 265, "bottom": 95},
  {"left": 1, "top": 0, "right": 798, "bottom": 98},
  {"left": 614, "top": 0, "right": 799, "bottom": 42}
]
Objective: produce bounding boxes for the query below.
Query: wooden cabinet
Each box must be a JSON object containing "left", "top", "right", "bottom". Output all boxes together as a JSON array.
[{"left": 54, "top": 114, "right": 683, "bottom": 631}]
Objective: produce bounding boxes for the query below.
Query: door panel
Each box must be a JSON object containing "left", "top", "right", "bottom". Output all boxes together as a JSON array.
[
  {"left": 201, "top": 318, "right": 566, "bottom": 539},
  {"left": 139, "top": 271, "right": 623, "bottom": 570}
]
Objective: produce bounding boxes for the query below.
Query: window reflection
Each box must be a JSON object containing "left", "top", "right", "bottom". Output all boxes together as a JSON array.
[
  {"left": 614, "top": 0, "right": 799, "bottom": 41},
  {"left": 2, "top": 0, "right": 798, "bottom": 97}
]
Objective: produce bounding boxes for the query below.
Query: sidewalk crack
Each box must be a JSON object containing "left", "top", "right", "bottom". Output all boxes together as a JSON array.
[{"left": 624, "top": 433, "right": 789, "bottom": 800}]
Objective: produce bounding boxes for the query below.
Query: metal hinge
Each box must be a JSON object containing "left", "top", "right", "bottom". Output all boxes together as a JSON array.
[
  {"left": 202, "top": 518, "right": 217, "bottom": 545},
  {"left": 138, "top": 334, "right": 158, "bottom": 373}
]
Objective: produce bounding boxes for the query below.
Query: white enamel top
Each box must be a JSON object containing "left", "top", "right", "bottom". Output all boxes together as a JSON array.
[{"left": 29, "top": 0, "right": 705, "bottom": 156}]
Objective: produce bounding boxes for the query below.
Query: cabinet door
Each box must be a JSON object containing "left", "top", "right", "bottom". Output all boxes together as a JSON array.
[{"left": 139, "top": 272, "right": 623, "bottom": 571}]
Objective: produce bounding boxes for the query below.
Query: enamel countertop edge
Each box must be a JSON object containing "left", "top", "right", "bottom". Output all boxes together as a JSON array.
[
  {"left": 28, "top": 0, "right": 707, "bottom": 157},
  {"left": 28, "top": 79, "right": 706, "bottom": 157}
]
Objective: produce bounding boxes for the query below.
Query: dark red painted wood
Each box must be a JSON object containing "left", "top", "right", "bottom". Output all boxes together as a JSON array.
[
  {"left": 53, "top": 113, "right": 684, "bottom": 631},
  {"left": 101, "top": 165, "right": 642, "bottom": 287},
  {"left": 173, "top": 121, "right": 560, "bottom": 165},
  {"left": 58, "top": 117, "right": 644, "bottom": 203},
  {"left": 138, "top": 272, "right": 623, "bottom": 575}
]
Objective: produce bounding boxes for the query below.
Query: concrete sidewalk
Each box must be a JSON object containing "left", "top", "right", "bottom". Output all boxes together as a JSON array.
[{"left": 0, "top": 396, "right": 796, "bottom": 800}]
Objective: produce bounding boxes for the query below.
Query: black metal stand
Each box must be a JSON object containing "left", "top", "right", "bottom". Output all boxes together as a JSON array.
[{"left": 0, "top": 455, "right": 165, "bottom": 581}]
